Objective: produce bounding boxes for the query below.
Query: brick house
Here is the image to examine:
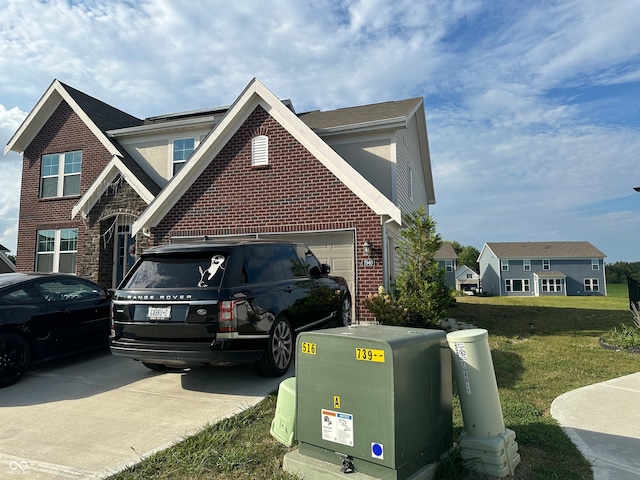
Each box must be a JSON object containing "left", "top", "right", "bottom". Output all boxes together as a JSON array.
[{"left": 5, "top": 78, "right": 435, "bottom": 321}]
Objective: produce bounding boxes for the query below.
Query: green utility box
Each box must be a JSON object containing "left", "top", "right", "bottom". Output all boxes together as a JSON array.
[{"left": 295, "top": 325, "right": 452, "bottom": 480}]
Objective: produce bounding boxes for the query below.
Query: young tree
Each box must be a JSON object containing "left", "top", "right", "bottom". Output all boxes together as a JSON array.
[
  {"left": 395, "top": 206, "right": 455, "bottom": 327},
  {"left": 457, "top": 245, "right": 480, "bottom": 273}
]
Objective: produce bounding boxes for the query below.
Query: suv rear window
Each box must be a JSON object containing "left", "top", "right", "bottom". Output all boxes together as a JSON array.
[{"left": 124, "top": 254, "right": 228, "bottom": 289}]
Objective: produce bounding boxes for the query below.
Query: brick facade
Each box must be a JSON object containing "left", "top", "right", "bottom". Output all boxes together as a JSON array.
[
  {"left": 151, "top": 106, "right": 384, "bottom": 321},
  {"left": 17, "top": 101, "right": 113, "bottom": 278}
]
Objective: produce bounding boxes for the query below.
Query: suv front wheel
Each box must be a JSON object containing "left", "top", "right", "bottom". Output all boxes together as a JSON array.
[{"left": 257, "top": 317, "right": 293, "bottom": 377}]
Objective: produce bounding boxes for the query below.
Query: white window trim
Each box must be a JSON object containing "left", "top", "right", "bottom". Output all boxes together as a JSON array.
[
  {"left": 445, "top": 260, "right": 454, "bottom": 272},
  {"left": 543, "top": 259, "right": 550, "bottom": 270},
  {"left": 591, "top": 259, "right": 600, "bottom": 270},
  {"left": 584, "top": 278, "right": 600, "bottom": 292},
  {"left": 501, "top": 260, "right": 509, "bottom": 271},
  {"left": 505, "top": 278, "right": 530, "bottom": 292},
  {"left": 541, "top": 278, "right": 563, "bottom": 292},
  {"left": 523, "top": 259, "right": 531, "bottom": 271},
  {"left": 41, "top": 150, "right": 82, "bottom": 198},
  {"left": 171, "top": 137, "right": 196, "bottom": 176},
  {"left": 36, "top": 228, "right": 78, "bottom": 273}
]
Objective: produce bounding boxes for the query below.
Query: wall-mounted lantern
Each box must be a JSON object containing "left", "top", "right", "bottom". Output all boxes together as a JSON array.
[{"left": 362, "top": 241, "right": 372, "bottom": 257}]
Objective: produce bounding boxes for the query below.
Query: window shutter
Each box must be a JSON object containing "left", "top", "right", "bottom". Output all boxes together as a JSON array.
[{"left": 252, "top": 135, "right": 269, "bottom": 166}]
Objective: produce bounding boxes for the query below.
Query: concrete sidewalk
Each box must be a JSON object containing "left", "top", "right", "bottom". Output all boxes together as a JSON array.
[{"left": 550, "top": 372, "right": 640, "bottom": 480}]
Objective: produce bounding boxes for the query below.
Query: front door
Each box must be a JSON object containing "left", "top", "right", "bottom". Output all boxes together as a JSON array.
[{"left": 114, "top": 225, "right": 135, "bottom": 287}]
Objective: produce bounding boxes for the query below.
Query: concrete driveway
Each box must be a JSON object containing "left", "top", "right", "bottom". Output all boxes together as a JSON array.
[{"left": 0, "top": 348, "right": 289, "bottom": 479}]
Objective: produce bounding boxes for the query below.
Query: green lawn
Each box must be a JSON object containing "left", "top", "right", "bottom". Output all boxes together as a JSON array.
[{"left": 108, "top": 287, "right": 640, "bottom": 480}]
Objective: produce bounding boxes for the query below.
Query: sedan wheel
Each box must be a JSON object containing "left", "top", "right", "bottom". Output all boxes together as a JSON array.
[
  {"left": 0, "top": 333, "right": 31, "bottom": 388},
  {"left": 258, "top": 318, "right": 293, "bottom": 377}
]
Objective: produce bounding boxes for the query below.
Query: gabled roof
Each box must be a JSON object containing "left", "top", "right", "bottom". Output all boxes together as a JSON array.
[
  {"left": 482, "top": 241, "right": 606, "bottom": 259},
  {"left": 132, "top": 78, "right": 403, "bottom": 235},
  {"left": 5, "top": 79, "right": 142, "bottom": 156},
  {"left": 299, "top": 97, "right": 436, "bottom": 205},
  {"left": 434, "top": 242, "right": 458, "bottom": 260},
  {"left": 71, "top": 150, "right": 160, "bottom": 220}
]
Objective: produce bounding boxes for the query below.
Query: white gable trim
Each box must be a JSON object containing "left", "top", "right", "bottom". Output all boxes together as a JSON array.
[
  {"left": 5, "top": 79, "right": 121, "bottom": 157},
  {"left": 132, "top": 78, "right": 402, "bottom": 235},
  {"left": 71, "top": 155, "right": 155, "bottom": 219}
]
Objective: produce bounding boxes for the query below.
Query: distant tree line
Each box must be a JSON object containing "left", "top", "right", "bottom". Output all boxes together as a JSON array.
[
  {"left": 606, "top": 261, "right": 640, "bottom": 283},
  {"left": 448, "top": 241, "right": 480, "bottom": 273}
]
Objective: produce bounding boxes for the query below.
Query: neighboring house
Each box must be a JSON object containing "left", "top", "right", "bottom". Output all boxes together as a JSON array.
[
  {"left": 455, "top": 265, "right": 479, "bottom": 293},
  {"left": 4, "top": 78, "right": 435, "bottom": 322},
  {"left": 434, "top": 242, "right": 457, "bottom": 289},
  {"left": 0, "top": 244, "right": 16, "bottom": 273},
  {"left": 478, "top": 242, "right": 607, "bottom": 296}
]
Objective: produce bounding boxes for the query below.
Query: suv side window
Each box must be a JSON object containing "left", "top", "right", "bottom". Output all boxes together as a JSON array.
[
  {"left": 272, "top": 245, "right": 305, "bottom": 280},
  {"left": 295, "top": 244, "right": 322, "bottom": 277},
  {"left": 243, "top": 245, "right": 274, "bottom": 284}
]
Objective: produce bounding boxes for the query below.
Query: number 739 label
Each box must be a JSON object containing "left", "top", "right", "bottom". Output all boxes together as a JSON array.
[{"left": 355, "top": 348, "right": 385, "bottom": 362}]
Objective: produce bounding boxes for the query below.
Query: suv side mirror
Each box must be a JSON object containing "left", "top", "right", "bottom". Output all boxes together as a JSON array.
[{"left": 321, "top": 263, "right": 331, "bottom": 275}]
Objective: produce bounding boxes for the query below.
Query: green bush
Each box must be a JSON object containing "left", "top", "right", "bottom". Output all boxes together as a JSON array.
[
  {"left": 601, "top": 323, "right": 640, "bottom": 350},
  {"left": 362, "top": 286, "right": 409, "bottom": 326}
]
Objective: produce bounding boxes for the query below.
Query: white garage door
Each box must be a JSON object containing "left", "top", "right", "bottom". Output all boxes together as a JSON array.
[{"left": 262, "top": 231, "right": 355, "bottom": 297}]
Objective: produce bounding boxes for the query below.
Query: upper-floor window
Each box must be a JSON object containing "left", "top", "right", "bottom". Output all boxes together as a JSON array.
[
  {"left": 591, "top": 259, "right": 600, "bottom": 270},
  {"left": 36, "top": 228, "right": 78, "bottom": 273},
  {"left": 523, "top": 259, "right": 531, "bottom": 271},
  {"left": 41, "top": 151, "right": 82, "bottom": 198},
  {"left": 173, "top": 138, "right": 195, "bottom": 175},
  {"left": 445, "top": 260, "right": 454, "bottom": 272},
  {"left": 543, "top": 259, "right": 550, "bottom": 270},
  {"left": 251, "top": 135, "right": 269, "bottom": 166},
  {"left": 501, "top": 260, "right": 509, "bottom": 271}
]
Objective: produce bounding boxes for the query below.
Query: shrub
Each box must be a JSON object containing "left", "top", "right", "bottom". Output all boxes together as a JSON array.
[{"left": 362, "top": 286, "right": 409, "bottom": 326}]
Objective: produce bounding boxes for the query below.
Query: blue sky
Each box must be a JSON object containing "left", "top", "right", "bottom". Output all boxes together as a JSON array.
[{"left": 1, "top": 0, "right": 639, "bottom": 262}]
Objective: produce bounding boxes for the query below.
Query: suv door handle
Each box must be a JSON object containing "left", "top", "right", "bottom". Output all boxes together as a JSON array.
[{"left": 284, "top": 286, "right": 294, "bottom": 293}]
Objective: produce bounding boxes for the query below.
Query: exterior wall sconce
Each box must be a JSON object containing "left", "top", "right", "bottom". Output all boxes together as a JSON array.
[{"left": 362, "top": 241, "right": 372, "bottom": 256}]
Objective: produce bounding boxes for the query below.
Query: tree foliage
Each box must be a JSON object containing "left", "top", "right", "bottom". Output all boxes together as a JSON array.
[
  {"left": 393, "top": 206, "right": 455, "bottom": 327},
  {"left": 606, "top": 261, "right": 640, "bottom": 283},
  {"left": 449, "top": 241, "right": 480, "bottom": 273}
]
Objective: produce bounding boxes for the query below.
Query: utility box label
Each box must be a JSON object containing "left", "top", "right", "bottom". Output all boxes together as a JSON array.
[{"left": 321, "top": 409, "right": 354, "bottom": 447}]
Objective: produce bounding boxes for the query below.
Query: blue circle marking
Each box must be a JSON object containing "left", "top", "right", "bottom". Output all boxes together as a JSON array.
[{"left": 372, "top": 443, "right": 383, "bottom": 458}]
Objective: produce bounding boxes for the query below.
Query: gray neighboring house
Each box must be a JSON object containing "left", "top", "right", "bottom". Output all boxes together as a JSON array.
[
  {"left": 0, "top": 244, "right": 16, "bottom": 273},
  {"left": 478, "top": 241, "right": 607, "bottom": 297},
  {"left": 435, "top": 242, "right": 457, "bottom": 289}
]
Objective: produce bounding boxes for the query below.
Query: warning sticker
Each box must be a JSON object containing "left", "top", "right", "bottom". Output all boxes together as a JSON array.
[
  {"left": 454, "top": 342, "right": 472, "bottom": 394},
  {"left": 321, "top": 409, "right": 354, "bottom": 447}
]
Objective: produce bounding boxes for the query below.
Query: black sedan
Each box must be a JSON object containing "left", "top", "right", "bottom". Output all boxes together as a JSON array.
[{"left": 0, "top": 273, "right": 112, "bottom": 388}]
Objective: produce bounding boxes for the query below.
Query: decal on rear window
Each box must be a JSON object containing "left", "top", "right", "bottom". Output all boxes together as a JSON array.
[{"left": 198, "top": 255, "right": 226, "bottom": 287}]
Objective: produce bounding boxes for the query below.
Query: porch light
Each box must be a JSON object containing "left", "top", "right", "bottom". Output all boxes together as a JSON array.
[{"left": 362, "top": 241, "right": 372, "bottom": 256}]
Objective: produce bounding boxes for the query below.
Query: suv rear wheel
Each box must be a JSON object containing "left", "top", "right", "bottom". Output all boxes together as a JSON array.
[{"left": 257, "top": 317, "right": 293, "bottom": 377}]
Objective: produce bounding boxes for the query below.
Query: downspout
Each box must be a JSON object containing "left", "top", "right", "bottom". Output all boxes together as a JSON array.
[{"left": 381, "top": 215, "right": 396, "bottom": 293}]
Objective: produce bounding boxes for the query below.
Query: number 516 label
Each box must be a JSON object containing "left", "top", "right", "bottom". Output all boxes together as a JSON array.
[{"left": 301, "top": 342, "right": 316, "bottom": 355}]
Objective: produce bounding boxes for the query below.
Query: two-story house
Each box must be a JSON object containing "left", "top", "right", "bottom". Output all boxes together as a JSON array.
[
  {"left": 434, "top": 242, "right": 457, "bottom": 289},
  {"left": 4, "top": 78, "right": 435, "bottom": 321},
  {"left": 478, "top": 242, "right": 607, "bottom": 296}
]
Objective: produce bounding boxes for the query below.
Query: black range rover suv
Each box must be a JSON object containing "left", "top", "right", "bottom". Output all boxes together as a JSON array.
[{"left": 109, "top": 240, "right": 351, "bottom": 376}]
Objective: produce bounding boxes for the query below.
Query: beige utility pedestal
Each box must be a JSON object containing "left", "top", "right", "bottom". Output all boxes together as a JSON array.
[{"left": 446, "top": 329, "right": 520, "bottom": 477}]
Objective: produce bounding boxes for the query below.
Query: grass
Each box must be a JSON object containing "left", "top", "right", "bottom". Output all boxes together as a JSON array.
[{"left": 107, "top": 285, "right": 640, "bottom": 480}]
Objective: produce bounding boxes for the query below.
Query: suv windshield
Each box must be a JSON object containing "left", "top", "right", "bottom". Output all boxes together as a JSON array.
[{"left": 124, "top": 254, "right": 228, "bottom": 289}]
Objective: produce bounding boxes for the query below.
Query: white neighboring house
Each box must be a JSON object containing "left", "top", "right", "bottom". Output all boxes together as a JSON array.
[
  {"left": 0, "top": 244, "right": 16, "bottom": 273},
  {"left": 456, "top": 265, "right": 479, "bottom": 293}
]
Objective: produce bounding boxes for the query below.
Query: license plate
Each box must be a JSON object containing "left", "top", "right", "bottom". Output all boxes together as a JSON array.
[{"left": 147, "top": 306, "right": 171, "bottom": 320}]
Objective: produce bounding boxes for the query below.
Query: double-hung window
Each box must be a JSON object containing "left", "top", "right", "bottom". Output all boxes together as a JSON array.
[
  {"left": 523, "top": 259, "right": 531, "bottom": 271},
  {"left": 173, "top": 138, "right": 195, "bottom": 175},
  {"left": 445, "top": 260, "right": 454, "bottom": 272},
  {"left": 584, "top": 278, "right": 599, "bottom": 292},
  {"left": 591, "top": 259, "right": 600, "bottom": 270},
  {"left": 543, "top": 259, "right": 550, "bottom": 270},
  {"left": 36, "top": 228, "right": 78, "bottom": 273},
  {"left": 501, "top": 260, "right": 509, "bottom": 271},
  {"left": 41, "top": 151, "right": 82, "bottom": 198}
]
